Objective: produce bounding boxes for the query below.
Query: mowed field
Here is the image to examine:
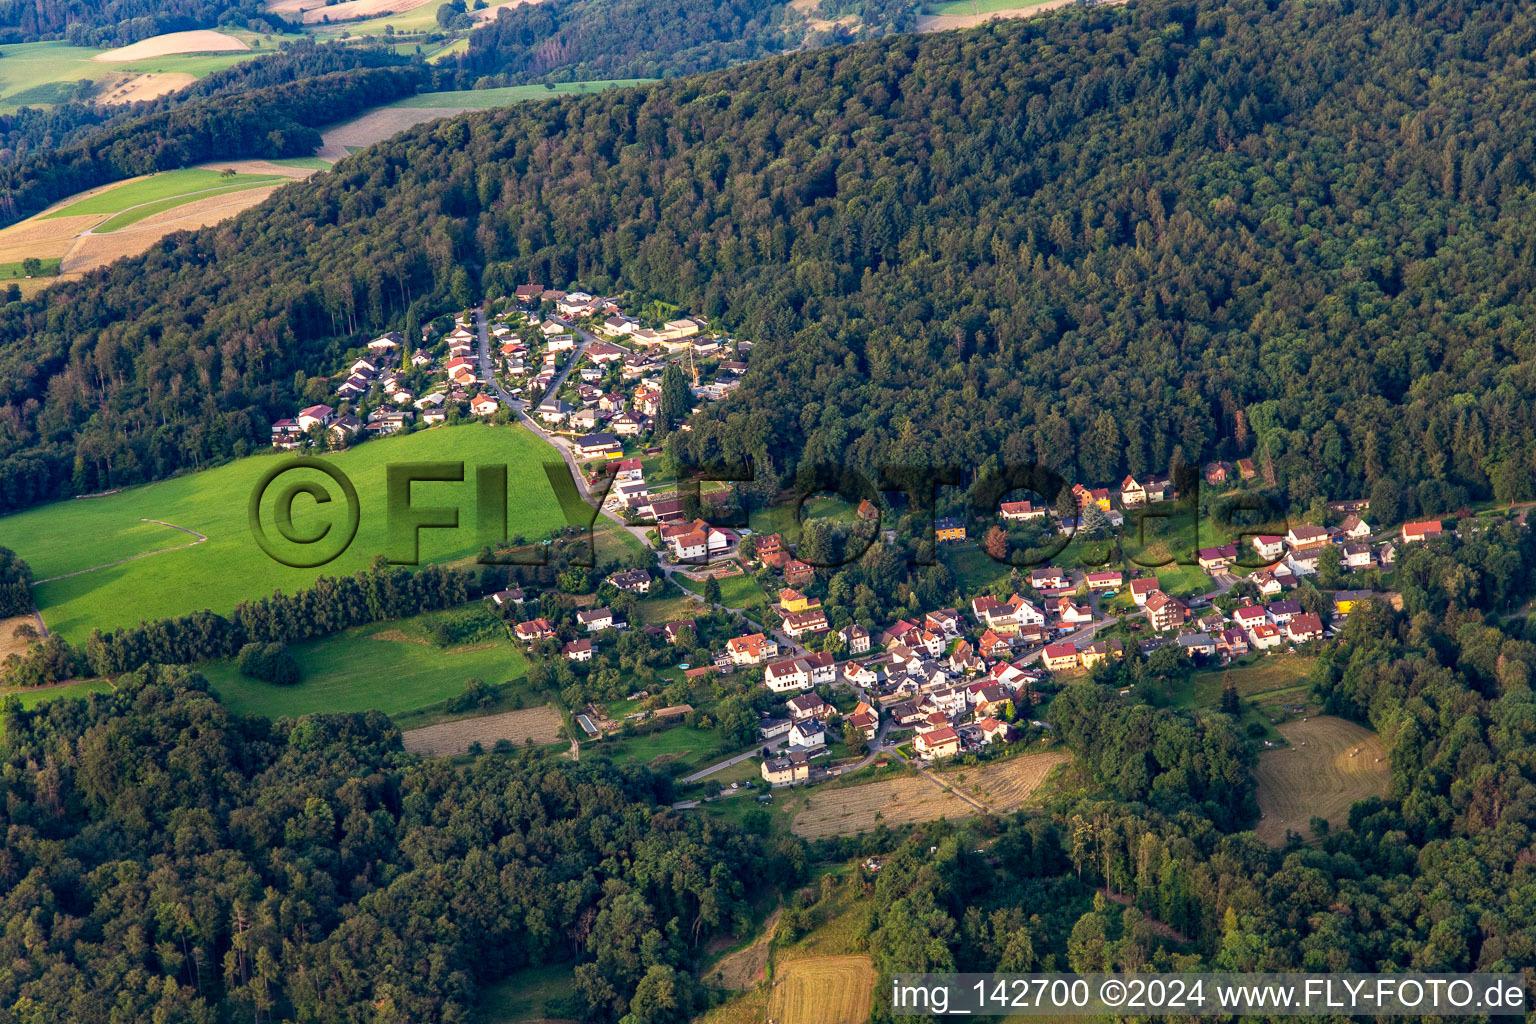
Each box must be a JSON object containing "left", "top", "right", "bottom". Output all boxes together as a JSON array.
[
  {"left": 1255, "top": 716, "right": 1389, "bottom": 844},
  {"left": 791, "top": 751, "right": 1067, "bottom": 838},
  {"left": 765, "top": 955, "right": 876, "bottom": 1024},
  {"left": 91, "top": 31, "right": 249, "bottom": 61},
  {"left": 197, "top": 610, "right": 531, "bottom": 720},
  {"left": 401, "top": 703, "right": 565, "bottom": 754},
  {"left": 0, "top": 423, "right": 571, "bottom": 640},
  {"left": 0, "top": 164, "right": 317, "bottom": 290}
]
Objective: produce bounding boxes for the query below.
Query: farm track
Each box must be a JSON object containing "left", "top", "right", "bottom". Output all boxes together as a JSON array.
[{"left": 30, "top": 519, "right": 208, "bottom": 585}]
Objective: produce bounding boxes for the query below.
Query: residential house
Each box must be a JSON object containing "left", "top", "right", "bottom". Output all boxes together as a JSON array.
[
  {"left": 1197, "top": 544, "right": 1239, "bottom": 571},
  {"left": 607, "top": 569, "right": 651, "bottom": 594},
  {"left": 782, "top": 608, "right": 830, "bottom": 638},
  {"left": 978, "top": 718, "right": 1012, "bottom": 745},
  {"left": 1332, "top": 591, "right": 1374, "bottom": 616},
  {"left": 779, "top": 588, "right": 819, "bottom": 614},
  {"left": 1251, "top": 571, "right": 1284, "bottom": 597},
  {"left": 786, "top": 693, "right": 831, "bottom": 722},
  {"left": 935, "top": 517, "right": 966, "bottom": 542},
  {"left": 847, "top": 705, "right": 879, "bottom": 741},
  {"left": 470, "top": 395, "right": 499, "bottom": 417},
  {"left": 1144, "top": 591, "right": 1188, "bottom": 631},
  {"left": 1286, "top": 525, "right": 1330, "bottom": 549},
  {"left": 1029, "top": 567, "right": 1070, "bottom": 590},
  {"left": 573, "top": 432, "right": 622, "bottom": 459},
  {"left": 1248, "top": 622, "right": 1283, "bottom": 649},
  {"left": 977, "top": 630, "right": 1013, "bottom": 659},
  {"left": 840, "top": 623, "right": 871, "bottom": 654},
  {"left": 1286, "top": 613, "right": 1325, "bottom": 643},
  {"left": 1000, "top": 500, "right": 1046, "bottom": 521},
  {"left": 662, "top": 619, "right": 696, "bottom": 644},
  {"left": 1177, "top": 632, "right": 1217, "bottom": 657},
  {"left": 1251, "top": 535, "right": 1286, "bottom": 562},
  {"left": 1085, "top": 570, "right": 1123, "bottom": 592},
  {"left": 784, "top": 560, "right": 816, "bottom": 586},
  {"left": 761, "top": 749, "right": 812, "bottom": 786},
  {"left": 297, "top": 404, "right": 334, "bottom": 431},
  {"left": 1219, "top": 628, "right": 1250, "bottom": 657},
  {"left": 270, "top": 419, "right": 303, "bottom": 449},
  {"left": 1342, "top": 542, "right": 1373, "bottom": 570},
  {"left": 1341, "top": 515, "right": 1372, "bottom": 540},
  {"left": 1203, "top": 461, "right": 1232, "bottom": 485},
  {"left": 1120, "top": 475, "right": 1147, "bottom": 507},
  {"left": 788, "top": 719, "right": 826, "bottom": 749},
  {"left": 764, "top": 652, "right": 836, "bottom": 692},
  {"left": 1402, "top": 520, "right": 1444, "bottom": 544},
  {"left": 1266, "top": 599, "right": 1302, "bottom": 624},
  {"left": 563, "top": 639, "right": 594, "bottom": 662},
  {"left": 578, "top": 607, "right": 619, "bottom": 633},
  {"left": 1042, "top": 642, "right": 1079, "bottom": 671},
  {"left": 1231, "top": 605, "right": 1268, "bottom": 631},
  {"left": 327, "top": 415, "right": 362, "bottom": 442},
  {"left": 1236, "top": 458, "right": 1257, "bottom": 479},
  {"left": 728, "top": 633, "right": 778, "bottom": 666},
  {"left": 915, "top": 726, "right": 961, "bottom": 760},
  {"left": 1129, "top": 578, "right": 1161, "bottom": 606},
  {"left": 924, "top": 608, "right": 962, "bottom": 637},
  {"left": 514, "top": 618, "right": 555, "bottom": 643},
  {"left": 1053, "top": 596, "right": 1093, "bottom": 626}
]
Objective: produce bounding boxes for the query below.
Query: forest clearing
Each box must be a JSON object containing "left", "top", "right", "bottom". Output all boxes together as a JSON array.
[{"left": 1255, "top": 716, "right": 1390, "bottom": 844}]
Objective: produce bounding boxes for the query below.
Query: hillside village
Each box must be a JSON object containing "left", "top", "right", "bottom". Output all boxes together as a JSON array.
[
  {"left": 488, "top": 414, "right": 1480, "bottom": 794},
  {"left": 267, "top": 287, "right": 747, "bottom": 457}
]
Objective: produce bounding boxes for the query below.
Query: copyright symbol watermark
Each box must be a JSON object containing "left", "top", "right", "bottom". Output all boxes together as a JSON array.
[{"left": 247, "top": 458, "right": 361, "bottom": 568}]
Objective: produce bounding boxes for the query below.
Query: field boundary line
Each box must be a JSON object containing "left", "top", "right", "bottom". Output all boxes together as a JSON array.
[{"left": 31, "top": 518, "right": 208, "bottom": 585}]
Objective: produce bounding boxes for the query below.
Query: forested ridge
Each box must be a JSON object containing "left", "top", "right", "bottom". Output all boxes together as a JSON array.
[
  {"left": 4, "top": 0, "right": 1536, "bottom": 517},
  {"left": 0, "top": 667, "right": 784, "bottom": 1021},
  {"left": 0, "top": 0, "right": 280, "bottom": 46}
]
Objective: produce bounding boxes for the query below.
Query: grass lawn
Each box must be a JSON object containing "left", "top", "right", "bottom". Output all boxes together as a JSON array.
[
  {"left": 0, "top": 257, "right": 60, "bottom": 279},
  {"left": 0, "top": 423, "right": 570, "bottom": 640},
  {"left": 44, "top": 170, "right": 279, "bottom": 218},
  {"left": 1152, "top": 563, "right": 1215, "bottom": 597},
  {"left": 588, "top": 723, "right": 737, "bottom": 773},
  {"left": 631, "top": 591, "right": 707, "bottom": 625},
  {"left": 197, "top": 605, "right": 529, "bottom": 720},
  {"left": 395, "top": 80, "right": 651, "bottom": 108},
  {"left": 1173, "top": 654, "right": 1316, "bottom": 709},
  {"left": 477, "top": 962, "right": 576, "bottom": 1023},
  {"left": 95, "top": 180, "right": 283, "bottom": 230},
  {"left": 943, "top": 545, "right": 1014, "bottom": 592},
  {"left": 675, "top": 572, "right": 771, "bottom": 613}
]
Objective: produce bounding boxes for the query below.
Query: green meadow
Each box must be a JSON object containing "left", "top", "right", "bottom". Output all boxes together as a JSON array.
[
  {"left": 0, "top": 423, "right": 572, "bottom": 640},
  {"left": 44, "top": 169, "right": 280, "bottom": 218},
  {"left": 196, "top": 606, "right": 530, "bottom": 720},
  {"left": 394, "top": 80, "right": 651, "bottom": 108},
  {"left": 0, "top": 40, "right": 261, "bottom": 111}
]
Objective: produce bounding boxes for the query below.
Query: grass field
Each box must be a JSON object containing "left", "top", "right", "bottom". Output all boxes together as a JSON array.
[
  {"left": 766, "top": 955, "right": 876, "bottom": 1024},
  {"left": 1176, "top": 654, "right": 1316, "bottom": 709},
  {"left": 675, "top": 571, "right": 770, "bottom": 613},
  {"left": 0, "top": 423, "right": 570, "bottom": 640},
  {"left": 0, "top": 40, "right": 261, "bottom": 111},
  {"left": 395, "top": 80, "right": 650, "bottom": 108},
  {"left": 0, "top": 679, "right": 114, "bottom": 731},
  {"left": 790, "top": 751, "right": 1067, "bottom": 838},
  {"left": 0, "top": 257, "right": 59, "bottom": 279},
  {"left": 476, "top": 962, "right": 576, "bottom": 1023},
  {"left": 197, "top": 607, "right": 531, "bottom": 720},
  {"left": 44, "top": 170, "right": 280, "bottom": 219},
  {"left": 93, "top": 180, "right": 280, "bottom": 230},
  {"left": 589, "top": 723, "right": 732, "bottom": 772},
  {"left": 1255, "top": 716, "right": 1389, "bottom": 844}
]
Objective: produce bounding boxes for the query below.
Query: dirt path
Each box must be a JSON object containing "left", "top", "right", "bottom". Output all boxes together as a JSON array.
[
  {"left": 30, "top": 519, "right": 208, "bottom": 585},
  {"left": 77, "top": 179, "right": 283, "bottom": 237}
]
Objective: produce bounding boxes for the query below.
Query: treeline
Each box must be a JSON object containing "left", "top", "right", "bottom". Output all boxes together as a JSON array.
[
  {"left": 0, "top": 0, "right": 279, "bottom": 45},
  {"left": 5, "top": 0, "right": 1536, "bottom": 514},
  {"left": 2, "top": 560, "right": 476, "bottom": 684},
  {"left": 0, "top": 667, "right": 789, "bottom": 1021},
  {"left": 0, "top": 64, "right": 425, "bottom": 227},
  {"left": 441, "top": 0, "right": 804, "bottom": 87},
  {"left": 0, "top": 545, "right": 30, "bottom": 617}
]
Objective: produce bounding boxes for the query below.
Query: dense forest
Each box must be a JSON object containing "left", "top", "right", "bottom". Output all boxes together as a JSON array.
[
  {"left": 0, "top": 63, "right": 424, "bottom": 225},
  {"left": 0, "top": 0, "right": 280, "bottom": 45},
  {"left": 2, "top": 0, "right": 1534, "bottom": 515},
  {"left": 0, "top": 666, "right": 785, "bottom": 1021},
  {"left": 440, "top": 0, "right": 808, "bottom": 87}
]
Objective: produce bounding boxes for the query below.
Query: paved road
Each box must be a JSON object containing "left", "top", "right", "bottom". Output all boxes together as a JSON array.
[{"left": 681, "top": 746, "right": 762, "bottom": 783}]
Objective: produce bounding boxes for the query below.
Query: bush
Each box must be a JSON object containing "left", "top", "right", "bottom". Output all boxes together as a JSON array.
[{"left": 236, "top": 642, "right": 301, "bottom": 686}]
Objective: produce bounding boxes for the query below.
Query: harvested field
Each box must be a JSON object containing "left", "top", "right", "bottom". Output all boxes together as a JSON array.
[
  {"left": 1255, "top": 716, "right": 1389, "bottom": 845},
  {"left": 401, "top": 704, "right": 564, "bottom": 755},
  {"left": 0, "top": 614, "right": 41, "bottom": 664},
  {"left": 322, "top": 106, "right": 466, "bottom": 150},
  {"left": 792, "top": 751, "right": 1066, "bottom": 838},
  {"left": 61, "top": 184, "right": 288, "bottom": 272},
  {"left": 100, "top": 72, "right": 195, "bottom": 105},
  {"left": 708, "top": 909, "right": 779, "bottom": 990},
  {"left": 92, "top": 31, "right": 249, "bottom": 61},
  {"left": 766, "top": 955, "right": 875, "bottom": 1024},
  {"left": 955, "top": 749, "right": 1070, "bottom": 807},
  {"left": 0, "top": 213, "right": 107, "bottom": 263},
  {"left": 298, "top": 0, "right": 434, "bottom": 23}
]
